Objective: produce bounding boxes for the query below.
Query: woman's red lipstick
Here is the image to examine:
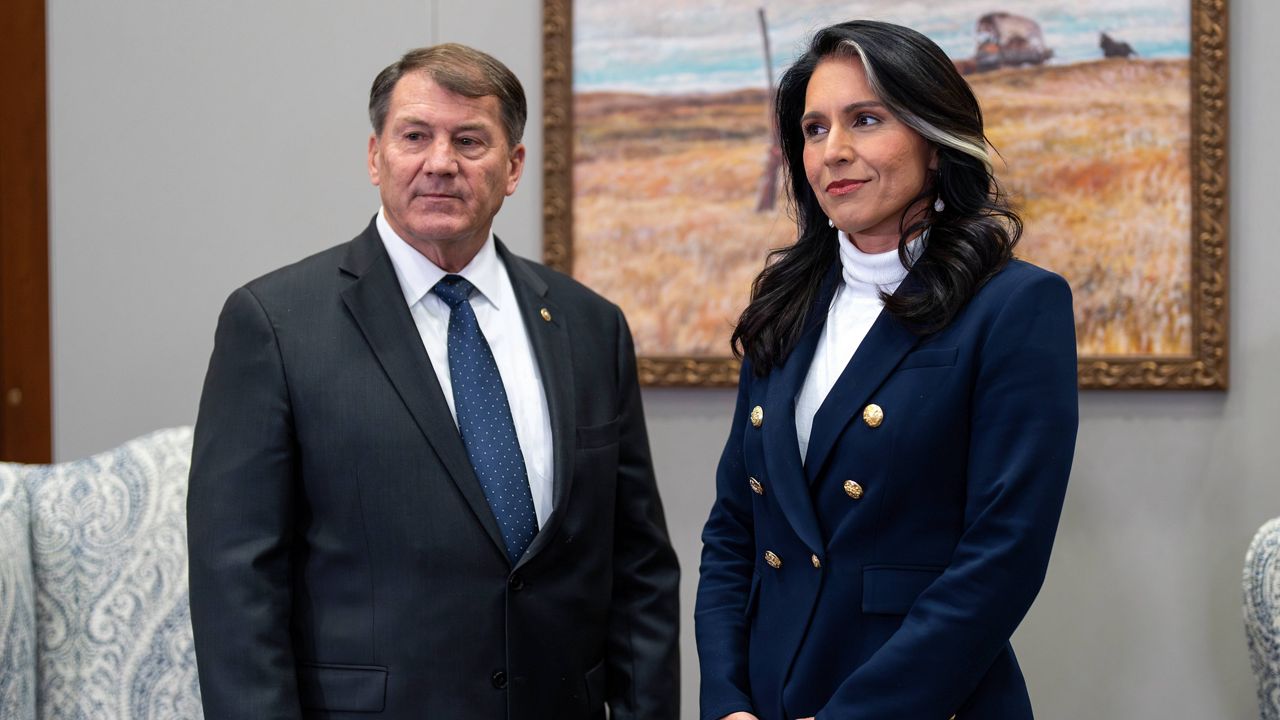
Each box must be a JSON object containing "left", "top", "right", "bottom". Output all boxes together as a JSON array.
[{"left": 826, "top": 179, "right": 865, "bottom": 196}]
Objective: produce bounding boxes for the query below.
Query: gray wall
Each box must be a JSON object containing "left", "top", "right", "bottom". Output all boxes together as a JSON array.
[{"left": 47, "top": 0, "right": 1280, "bottom": 717}]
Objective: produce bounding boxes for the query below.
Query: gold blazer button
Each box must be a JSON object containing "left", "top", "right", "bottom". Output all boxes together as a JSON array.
[
  {"left": 844, "top": 480, "right": 864, "bottom": 500},
  {"left": 810, "top": 554, "right": 821, "bottom": 568},
  {"left": 764, "top": 550, "right": 782, "bottom": 569},
  {"left": 750, "top": 405, "right": 764, "bottom": 428},
  {"left": 862, "top": 403, "right": 884, "bottom": 428},
  {"left": 539, "top": 307, "right": 552, "bottom": 322},
  {"left": 748, "top": 476, "right": 764, "bottom": 495}
]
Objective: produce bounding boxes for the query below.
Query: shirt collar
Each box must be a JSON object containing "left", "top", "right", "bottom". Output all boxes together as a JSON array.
[
  {"left": 834, "top": 229, "right": 925, "bottom": 298},
  {"left": 376, "top": 207, "right": 503, "bottom": 310}
]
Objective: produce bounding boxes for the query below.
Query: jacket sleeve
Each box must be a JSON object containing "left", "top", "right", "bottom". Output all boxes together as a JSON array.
[
  {"left": 187, "top": 286, "right": 303, "bottom": 720},
  {"left": 818, "top": 271, "right": 1079, "bottom": 719},
  {"left": 605, "top": 308, "right": 682, "bottom": 720},
  {"left": 694, "top": 361, "right": 759, "bottom": 720}
]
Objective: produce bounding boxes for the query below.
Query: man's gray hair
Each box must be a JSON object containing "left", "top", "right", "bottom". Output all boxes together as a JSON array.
[{"left": 368, "top": 43, "right": 527, "bottom": 147}]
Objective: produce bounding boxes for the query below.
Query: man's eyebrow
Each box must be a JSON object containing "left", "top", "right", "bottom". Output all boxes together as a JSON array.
[
  {"left": 390, "top": 116, "right": 494, "bottom": 135},
  {"left": 452, "top": 122, "right": 494, "bottom": 134}
]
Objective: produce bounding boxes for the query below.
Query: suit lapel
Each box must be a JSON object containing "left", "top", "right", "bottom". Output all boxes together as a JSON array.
[
  {"left": 338, "top": 222, "right": 509, "bottom": 561},
  {"left": 802, "top": 275, "right": 923, "bottom": 482},
  {"left": 760, "top": 268, "right": 840, "bottom": 555},
  {"left": 498, "top": 241, "right": 577, "bottom": 568}
]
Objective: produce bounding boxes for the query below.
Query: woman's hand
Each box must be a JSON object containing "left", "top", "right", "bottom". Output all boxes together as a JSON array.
[{"left": 719, "top": 714, "right": 760, "bottom": 720}]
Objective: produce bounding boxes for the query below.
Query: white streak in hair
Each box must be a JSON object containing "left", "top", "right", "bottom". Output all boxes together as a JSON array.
[{"left": 835, "top": 39, "right": 993, "bottom": 174}]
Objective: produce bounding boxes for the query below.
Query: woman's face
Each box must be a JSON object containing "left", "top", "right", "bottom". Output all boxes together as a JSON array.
[{"left": 801, "top": 55, "right": 936, "bottom": 252}]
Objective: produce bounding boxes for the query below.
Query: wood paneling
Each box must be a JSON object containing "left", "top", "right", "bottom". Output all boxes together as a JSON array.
[{"left": 0, "top": 0, "right": 52, "bottom": 462}]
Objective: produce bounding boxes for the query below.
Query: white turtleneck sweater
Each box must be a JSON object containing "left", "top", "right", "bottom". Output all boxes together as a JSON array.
[{"left": 795, "top": 231, "right": 921, "bottom": 462}]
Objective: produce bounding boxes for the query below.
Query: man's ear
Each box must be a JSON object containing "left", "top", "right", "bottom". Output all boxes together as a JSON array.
[
  {"left": 505, "top": 143, "right": 526, "bottom": 196},
  {"left": 367, "top": 133, "right": 382, "bottom": 186}
]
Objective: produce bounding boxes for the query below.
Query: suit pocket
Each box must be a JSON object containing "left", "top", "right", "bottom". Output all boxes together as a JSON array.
[
  {"left": 861, "top": 564, "right": 944, "bottom": 615},
  {"left": 897, "top": 347, "right": 958, "bottom": 370},
  {"left": 297, "top": 662, "right": 388, "bottom": 712},
  {"left": 576, "top": 417, "right": 620, "bottom": 449}
]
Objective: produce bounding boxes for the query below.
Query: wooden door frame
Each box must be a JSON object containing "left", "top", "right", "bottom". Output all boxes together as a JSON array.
[{"left": 0, "top": 0, "right": 52, "bottom": 462}]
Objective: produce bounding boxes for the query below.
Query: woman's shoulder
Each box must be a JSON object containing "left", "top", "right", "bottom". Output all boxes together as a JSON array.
[
  {"left": 942, "top": 258, "right": 1073, "bottom": 335},
  {"left": 974, "top": 257, "right": 1072, "bottom": 305}
]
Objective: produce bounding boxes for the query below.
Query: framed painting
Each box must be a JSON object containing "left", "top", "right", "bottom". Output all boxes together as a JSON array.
[{"left": 543, "top": 0, "right": 1228, "bottom": 389}]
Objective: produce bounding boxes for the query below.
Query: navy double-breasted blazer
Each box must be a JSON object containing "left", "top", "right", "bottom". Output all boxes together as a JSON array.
[{"left": 696, "top": 259, "right": 1078, "bottom": 720}]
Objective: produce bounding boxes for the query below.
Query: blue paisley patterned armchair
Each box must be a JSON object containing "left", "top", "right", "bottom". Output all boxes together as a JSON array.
[
  {"left": 1246, "top": 517, "right": 1280, "bottom": 719},
  {"left": 0, "top": 427, "right": 202, "bottom": 720},
  {"left": 1, "top": 458, "right": 37, "bottom": 717}
]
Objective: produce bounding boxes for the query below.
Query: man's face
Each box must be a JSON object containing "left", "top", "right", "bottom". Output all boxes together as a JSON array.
[{"left": 368, "top": 72, "right": 524, "bottom": 264}]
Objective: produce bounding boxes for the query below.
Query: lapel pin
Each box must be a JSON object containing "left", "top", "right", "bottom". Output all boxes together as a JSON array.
[{"left": 539, "top": 307, "right": 552, "bottom": 322}]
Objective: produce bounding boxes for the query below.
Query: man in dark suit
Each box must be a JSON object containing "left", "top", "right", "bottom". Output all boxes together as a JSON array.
[{"left": 187, "top": 44, "right": 680, "bottom": 720}]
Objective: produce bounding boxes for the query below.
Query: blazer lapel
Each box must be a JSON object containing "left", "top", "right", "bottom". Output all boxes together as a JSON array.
[
  {"left": 760, "top": 269, "right": 840, "bottom": 556},
  {"left": 803, "top": 276, "right": 923, "bottom": 482},
  {"left": 338, "top": 222, "right": 509, "bottom": 561},
  {"left": 497, "top": 241, "right": 576, "bottom": 568}
]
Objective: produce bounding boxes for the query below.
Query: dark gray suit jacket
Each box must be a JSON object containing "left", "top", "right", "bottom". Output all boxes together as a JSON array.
[{"left": 187, "top": 219, "right": 680, "bottom": 720}]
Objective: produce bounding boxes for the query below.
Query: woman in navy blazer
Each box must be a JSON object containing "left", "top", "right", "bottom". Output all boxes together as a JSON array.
[{"left": 696, "top": 20, "right": 1078, "bottom": 720}]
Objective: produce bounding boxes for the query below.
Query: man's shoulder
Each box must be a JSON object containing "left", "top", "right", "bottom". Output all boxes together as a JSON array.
[
  {"left": 243, "top": 243, "right": 347, "bottom": 291},
  {"left": 237, "top": 222, "right": 378, "bottom": 303}
]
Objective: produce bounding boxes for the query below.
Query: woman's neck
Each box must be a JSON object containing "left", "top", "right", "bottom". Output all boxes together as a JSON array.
[{"left": 848, "top": 231, "right": 900, "bottom": 254}]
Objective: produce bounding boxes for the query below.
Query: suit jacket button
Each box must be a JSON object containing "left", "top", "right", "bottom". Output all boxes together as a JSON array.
[
  {"left": 750, "top": 405, "right": 764, "bottom": 428},
  {"left": 748, "top": 476, "right": 764, "bottom": 495},
  {"left": 509, "top": 575, "right": 525, "bottom": 591},
  {"left": 844, "top": 480, "right": 864, "bottom": 500},
  {"left": 764, "top": 550, "right": 782, "bottom": 569},
  {"left": 491, "top": 670, "right": 508, "bottom": 689},
  {"left": 862, "top": 403, "right": 884, "bottom": 428},
  {"left": 810, "top": 554, "right": 821, "bottom": 568},
  {"left": 539, "top": 307, "right": 552, "bottom": 322}
]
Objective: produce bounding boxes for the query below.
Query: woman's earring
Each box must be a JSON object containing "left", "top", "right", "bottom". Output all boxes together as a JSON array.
[
  {"left": 828, "top": 218, "right": 835, "bottom": 228},
  {"left": 933, "top": 196, "right": 945, "bottom": 213}
]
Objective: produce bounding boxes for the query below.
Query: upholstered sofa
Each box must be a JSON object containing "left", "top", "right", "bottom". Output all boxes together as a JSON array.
[
  {"left": 1246, "top": 516, "right": 1280, "bottom": 719},
  {"left": 0, "top": 427, "right": 203, "bottom": 719}
]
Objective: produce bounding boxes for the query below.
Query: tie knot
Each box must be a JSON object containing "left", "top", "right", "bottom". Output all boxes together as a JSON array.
[{"left": 432, "top": 274, "right": 475, "bottom": 309}]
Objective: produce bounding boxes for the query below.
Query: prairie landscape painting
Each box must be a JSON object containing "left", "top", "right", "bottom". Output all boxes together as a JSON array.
[{"left": 544, "top": 0, "right": 1228, "bottom": 388}]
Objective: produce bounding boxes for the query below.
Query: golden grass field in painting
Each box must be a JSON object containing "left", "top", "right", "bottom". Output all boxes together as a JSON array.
[{"left": 572, "top": 59, "right": 1191, "bottom": 358}]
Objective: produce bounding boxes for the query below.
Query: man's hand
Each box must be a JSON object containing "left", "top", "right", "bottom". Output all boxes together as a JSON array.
[{"left": 719, "top": 714, "right": 760, "bottom": 720}]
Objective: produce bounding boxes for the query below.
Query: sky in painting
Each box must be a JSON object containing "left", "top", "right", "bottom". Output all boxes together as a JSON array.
[{"left": 574, "top": 0, "right": 1191, "bottom": 93}]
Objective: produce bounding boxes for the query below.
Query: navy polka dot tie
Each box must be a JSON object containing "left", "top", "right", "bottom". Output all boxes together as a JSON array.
[{"left": 433, "top": 275, "right": 538, "bottom": 562}]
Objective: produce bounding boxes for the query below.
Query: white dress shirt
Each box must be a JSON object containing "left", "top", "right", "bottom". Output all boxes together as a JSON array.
[
  {"left": 376, "top": 209, "right": 554, "bottom": 527},
  {"left": 795, "top": 232, "right": 922, "bottom": 462}
]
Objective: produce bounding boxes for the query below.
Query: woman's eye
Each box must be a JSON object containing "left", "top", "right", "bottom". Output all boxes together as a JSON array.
[
  {"left": 853, "top": 113, "right": 881, "bottom": 127},
  {"left": 802, "top": 123, "right": 827, "bottom": 138}
]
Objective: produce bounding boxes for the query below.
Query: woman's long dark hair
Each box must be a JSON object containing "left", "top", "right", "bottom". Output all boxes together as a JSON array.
[{"left": 732, "top": 20, "right": 1021, "bottom": 375}]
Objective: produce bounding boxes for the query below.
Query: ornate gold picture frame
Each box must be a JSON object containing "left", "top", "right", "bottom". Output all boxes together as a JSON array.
[{"left": 543, "top": 0, "right": 1228, "bottom": 389}]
